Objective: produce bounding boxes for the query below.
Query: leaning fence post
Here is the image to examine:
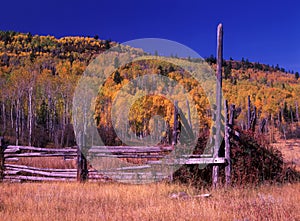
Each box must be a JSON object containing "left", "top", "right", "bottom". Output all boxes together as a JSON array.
[{"left": 0, "top": 137, "right": 4, "bottom": 181}]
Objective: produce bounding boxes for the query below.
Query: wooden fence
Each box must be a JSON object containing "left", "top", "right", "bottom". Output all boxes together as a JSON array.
[{"left": 0, "top": 140, "right": 227, "bottom": 183}]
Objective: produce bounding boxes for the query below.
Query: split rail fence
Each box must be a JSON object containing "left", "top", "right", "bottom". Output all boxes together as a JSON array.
[{"left": 0, "top": 140, "right": 228, "bottom": 183}]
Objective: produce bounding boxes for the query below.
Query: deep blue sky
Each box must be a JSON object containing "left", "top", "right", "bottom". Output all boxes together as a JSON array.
[{"left": 1, "top": 0, "right": 299, "bottom": 72}]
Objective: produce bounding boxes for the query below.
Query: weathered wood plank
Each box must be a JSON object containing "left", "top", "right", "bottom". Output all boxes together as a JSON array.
[
  {"left": 4, "top": 164, "right": 77, "bottom": 172},
  {"left": 6, "top": 146, "right": 77, "bottom": 152},
  {"left": 5, "top": 167, "right": 76, "bottom": 178},
  {"left": 4, "top": 158, "right": 19, "bottom": 162},
  {"left": 89, "top": 146, "right": 173, "bottom": 153},
  {"left": 4, "top": 175, "right": 76, "bottom": 181},
  {"left": 91, "top": 154, "right": 166, "bottom": 158},
  {"left": 4, "top": 148, "right": 20, "bottom": 153},
  {"left": 147, "top": 157, "right": 226, "bottom": 165},
  {"left": 4, "top": 152, "right": 77, "bottom": 158}
]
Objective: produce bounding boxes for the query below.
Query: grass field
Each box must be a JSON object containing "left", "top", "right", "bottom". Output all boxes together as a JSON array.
[{"left": 0, "top": 182, "right": 299, "bottom": 221}]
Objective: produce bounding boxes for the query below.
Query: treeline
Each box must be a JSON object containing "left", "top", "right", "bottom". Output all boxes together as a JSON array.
[
  {"left": 0, "top": 31, "right": 299, "bottom": 147},
  {"left": 0, "top": 31, "right": 112, "bottom": 65},
  {"left": 205, "top": 55, "right": 299, "bottom": 78},
  {"left": 0, "top": 31, "right": 112, "bottom": 147}
]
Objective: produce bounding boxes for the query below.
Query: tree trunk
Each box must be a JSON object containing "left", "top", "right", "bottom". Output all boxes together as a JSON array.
[
  {"left": 296, "top": 101, "right": 299, "bottom": 123},
  {"left": 15, "top": 98, "right": 20, "bottom": 146},
  {"left": 10, "top": 103, "right": 14, "bottom": 129},
  {"left": 290, "top": 105, "right": 294, "bottom": 124},
  {"left": 28, "top": 87, "right": 33, "bottom": 146},
  {"left": 186, "top": 99, "right": 192, "bottom": 131},
  {"left": 247, "top": 95, "right": 251, "bottom": 130},
  {"left": 251, "top": 106, "right": 257, "bottom": 132},
  {"left": 2, "top": 102, "right": 6, "bottom": 132}
]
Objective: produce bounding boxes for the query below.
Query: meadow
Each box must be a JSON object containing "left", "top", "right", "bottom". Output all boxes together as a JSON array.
[{"left": 0, "top": 182, "right": 299, "bottom": 221}]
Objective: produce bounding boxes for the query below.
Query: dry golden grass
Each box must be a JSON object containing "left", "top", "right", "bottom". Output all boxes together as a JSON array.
[
  {"left": 0, "top": 182, "right": 299, "bottom": 221},
  {"left": 271, "top": 138, "right": 300, "bottom": 171}
]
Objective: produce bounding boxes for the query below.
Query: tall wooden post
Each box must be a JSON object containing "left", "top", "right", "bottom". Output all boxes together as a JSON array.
[
  {"left": 225, "top": 102, "right": 234, "bottom": 187},
  {"left": 77, "top": 132, "right": 88, "bottom": 182},
  {"left": 172, "top": 101, "right": 179, "bottom": 146},
  {"left": 212, "top": 23, "right": 223, "bottom": 189},
  {"left": 224, "top": 100, "right": 230, "bottom": 186}
]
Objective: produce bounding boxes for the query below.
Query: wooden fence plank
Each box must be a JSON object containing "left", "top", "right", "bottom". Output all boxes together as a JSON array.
[
  {"left": 4, "top": 153, "right": 77, "bottom": 158},
  {"left": 4, "top": 175, "right": 76, "bottom": 182},
  {"left": 6, "top": 146, "right": 77, "bottom": 152},
  {"left": 4, "top": 168, "right": 76, "bottom": 178},
  {"left": 4, "top": 164, "right": 77, "bottom": 172}
]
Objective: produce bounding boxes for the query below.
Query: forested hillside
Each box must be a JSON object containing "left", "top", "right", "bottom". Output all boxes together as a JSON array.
[{"left": 0, "top": 31, "right": 299, "bottom": 147}]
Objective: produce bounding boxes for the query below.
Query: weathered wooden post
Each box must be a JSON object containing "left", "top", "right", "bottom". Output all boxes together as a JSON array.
[
  {"left": 0, "top": 137, "right": 4, "bottom": 181},
  {"left": 212, "top": 23, "right": 223, "bottom": 189},
  {"left": 77, "top": 132, "right": 88, "bottom": 182},
  {"left": 224, "top": 100, "right": 231, "bottom": 186},
  {"left": 172, "top": 101, "right": 179, "bottom": 146}
]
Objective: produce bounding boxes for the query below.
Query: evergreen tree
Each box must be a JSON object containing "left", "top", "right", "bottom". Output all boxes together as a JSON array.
[
  {"left": 295, "top": 72, "right": 299, "bottom": 80},
  {"left": 113, "top": 70, "right": 123, "bottom": 84}
]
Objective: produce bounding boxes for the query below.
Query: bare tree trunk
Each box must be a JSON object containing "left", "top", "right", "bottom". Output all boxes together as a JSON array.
[
  {"left": 290, "top": 105, "right": 294, "bottom": 124},
  {"left": 251, "top": 106, "right": 257, "bottom": 132},
  {"left": 247, "top": 95, "right": 251, "bottom": 130},
  {"left": 28, "top": 87, "right": 33, "bottom": 146},
  {"left": 10, "top": 103, "right": 14, "bottom": 129},
  {"left": 278, "top": 110, "right": 282, "bottom": 128},
  {"left": 212, "top": 23, "right": 223, "bottom": 189},
  {"left": 21, "top": 100, "right": 25, "bottom": 142},
  {"left": 186, "top": 99, "right": 192, "bottom": 130},
  {"left": 296, "top": 101, "right": 299, "bottom": 123},
  {"left": 15, "top": 98, "right": 20, "bottom": 146},
  {"left": 229, "top": 104, "right": 235, "bottom": 126},
  {"left": 2, "top": 102, "right": 6, "bottom": 132}
]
